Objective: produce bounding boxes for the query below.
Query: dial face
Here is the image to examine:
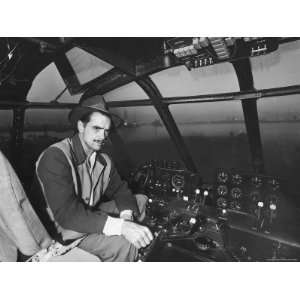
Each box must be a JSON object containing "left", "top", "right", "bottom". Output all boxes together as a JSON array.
[
  {"left": 217, "top": 184, "right": 228, "bottom": 196},
  {"left": 232, "top": 173, "right": 243, "bottom": 185},
  {"left": 171, "top": 174, "right": 185, "bottom": 190},
  {"left": 231, "top": 187, "right": 242, "bottom": 199},
  {"left": 217, "top": 170, "right": 229, "bottom": 183},
  {"left": 251, "top": 176, "right": 263, "bottom": 188},
  {"left": 230, "top": 200, "right": 242, "bottom": 210},
  {"left": 217, "top": 197, "right": 228, "bottom": 208},
  {"left": 265, "top": 194, "right": 279, "bottom": 205}
]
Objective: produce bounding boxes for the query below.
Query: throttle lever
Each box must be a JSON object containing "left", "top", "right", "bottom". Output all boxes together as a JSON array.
[
  {"left": 189, "top": 214, "right": 207, "bottom": 235},
  {"left": 138, "top": 230, "right": 164, "bottom": 261}
]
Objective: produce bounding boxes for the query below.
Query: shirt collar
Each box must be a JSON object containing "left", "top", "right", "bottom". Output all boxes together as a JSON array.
[{"left": 70, "top": 134, "right": 107, "bottom": 167}]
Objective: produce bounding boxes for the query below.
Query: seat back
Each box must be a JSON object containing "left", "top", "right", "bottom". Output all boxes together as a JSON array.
[
  {"left": 0, "top": 150, "right": 52, "bottom": 260},
  {"left": 0, "top": 224, "right": 18, "bottom": 261}
]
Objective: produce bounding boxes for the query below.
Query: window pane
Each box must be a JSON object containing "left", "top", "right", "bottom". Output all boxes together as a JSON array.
[
  {"left": 257, "top": 95, "right": 300, "bottom": 195},
  {"left": 109, "top": 106, "right": 181, "bottom": 175},
  {"left": 66, "top": 47, "right": 113, "bottom": 85},
  {"left": 27, "top": 62, "right": 82, "bottom": 103},
  {"left": 104, "top": 82, "right": 149, "bottom": 101},
  {"left": 0, "top": 110, "right": 13, "bottom": 158},
  {"left": 251, "top": 40, "right": 300, "bottom": 89},
  {"left": 22, "top": 109, "right": 73, "bottom": 185},
  {"left": 169, "top": 102, "right": 251, "bottom": 182},
  {"left": 150, "top": 63, "right": 239, "bottom": 97}
]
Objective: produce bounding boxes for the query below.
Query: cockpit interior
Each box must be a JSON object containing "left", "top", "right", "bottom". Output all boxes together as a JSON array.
[{"left": 1, "top": 37, "right": 300, "bottom": 262}]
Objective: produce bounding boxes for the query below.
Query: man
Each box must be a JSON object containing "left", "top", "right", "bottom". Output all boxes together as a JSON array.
[{"left": 30, "top": 94, "right": 153, "bottom": 261}]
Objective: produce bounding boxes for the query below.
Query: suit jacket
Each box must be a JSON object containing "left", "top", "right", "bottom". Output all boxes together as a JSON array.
[{"left": 30, "top": 134, "right": 139, "bottom": 241}]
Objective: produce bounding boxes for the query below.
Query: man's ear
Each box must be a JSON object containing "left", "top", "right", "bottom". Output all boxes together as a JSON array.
[{"left": 77, "top": 120, "right": 85, "bottom": 133}]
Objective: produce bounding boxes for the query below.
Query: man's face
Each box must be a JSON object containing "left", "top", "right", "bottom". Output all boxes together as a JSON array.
[{"left": 78, "top": 112, "right": 111, "bottom": 154}]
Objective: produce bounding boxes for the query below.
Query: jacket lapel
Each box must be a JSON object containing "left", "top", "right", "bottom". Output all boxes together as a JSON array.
[
  {"left": 70, "top": 134, "right": 107, "bottom": 205},
  {"left": 91, "top": 154, "right": 107, "bottom": 203}
]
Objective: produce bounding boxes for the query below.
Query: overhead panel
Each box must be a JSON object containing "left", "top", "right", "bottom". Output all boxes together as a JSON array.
[
  {"left": 165, "top": 37, "right": 279, "bottom": 70},
  {"left": 65, "top": 47, "right": 114, "bottom": 85},
  {"left": 251, "top": 40, "right": 300, "bottom": 89},
  {"left": 150, "top": 63, "right": 239, "bottom": 97}
]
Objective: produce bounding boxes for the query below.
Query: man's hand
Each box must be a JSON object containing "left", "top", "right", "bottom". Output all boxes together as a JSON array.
[
  {"left": 121, "top": 221, "right": 153, "bottom": 249},
  {"left": 120, "top": 210, "right": 133, "bottom": 221}
]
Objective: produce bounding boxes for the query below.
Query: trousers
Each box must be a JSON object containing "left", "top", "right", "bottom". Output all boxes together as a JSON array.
[{"left": 78, "top": 194, "right": 147, "bottom": 262}]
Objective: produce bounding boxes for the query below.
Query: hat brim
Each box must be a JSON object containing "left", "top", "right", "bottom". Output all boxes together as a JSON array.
[{"left": 68, "top": 106, "right": 123, "bottom": 128}]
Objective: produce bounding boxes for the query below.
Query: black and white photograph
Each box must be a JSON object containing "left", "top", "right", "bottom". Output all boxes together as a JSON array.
[
  {"left": 1, "top": 36, "right": 300, "bottom": 263},
  {"left": 0, "top": 2, "right": 298, "bottom": 299}
]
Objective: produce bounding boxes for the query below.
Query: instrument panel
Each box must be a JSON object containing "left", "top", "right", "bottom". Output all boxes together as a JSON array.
[
  {"left": 130, "top": 160, "right": 300, "bottom": 261},
  {"left": 214, "top": 168, "right": 282, "bottom": 232},
  {"left": 130, "top": 159, "right": 202, "bottom": 199},
  {"left": 165, "top": 37, "right": 279, "bottom": 70}
]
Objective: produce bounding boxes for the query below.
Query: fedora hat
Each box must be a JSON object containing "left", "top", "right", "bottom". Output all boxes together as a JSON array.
[{"left": 69, "top": 94, "right": 122, "bottom": 127}]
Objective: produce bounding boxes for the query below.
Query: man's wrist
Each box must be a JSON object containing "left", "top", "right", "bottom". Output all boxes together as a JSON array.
[
  {"left": 103, "top": 216, "right": 124, "bottom": 236},
  {"left": 120, "top": 210, "right": 133, "bottom": 221}
]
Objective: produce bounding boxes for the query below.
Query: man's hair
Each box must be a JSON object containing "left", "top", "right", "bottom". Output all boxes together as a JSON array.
[
  {"left": 72, "top": 109, "right": 110, "bottom": 132},
  {"left": 79, "top": 111, "right": 94, "bottom": 125},
  {"left": 72, "top": 110, "right": 94, "bottom": 132}
]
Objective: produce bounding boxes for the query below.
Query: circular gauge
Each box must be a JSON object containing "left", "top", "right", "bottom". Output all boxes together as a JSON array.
[
  {"left": 265, "top": 194, "right": 280, "bottom": 205},
  {"left": 231, "top": 187, "right": 242, "bottom": 199},
  {"left": 267, "top": 178, "right": 280, "bottom": 191},
  {"left": 251, "top": 176, "right": 263, "bottom": 188},
  {"left": 217, "top": 170, "right": 229, "bottom": 183},
  {"left": 217, "top": 184, "right": 228, "bottom": 196},
  {"left": 249, "top": 190, "right": 262, "bottom": 203},
  {"left": 171, "top": 174, "right": 185, "bottom": 190},
  {"left": 217, "top": 197, "right": 228, "bottom": 208},
  {"left": 235, "top": 201, "right": 242, "bottom": 210},
  {"left": 232, "top": 173, "right": 243, "bottom": 185},
  {"left": 230, "top": 200, "right": 242, "bottom": 210}
]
